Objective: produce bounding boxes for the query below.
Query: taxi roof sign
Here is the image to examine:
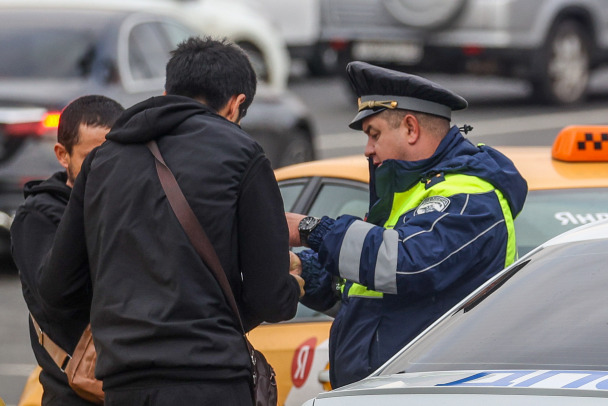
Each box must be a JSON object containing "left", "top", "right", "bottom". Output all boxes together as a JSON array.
[{"left": 552, "top": 125, "right": 608, "bottom": 162}]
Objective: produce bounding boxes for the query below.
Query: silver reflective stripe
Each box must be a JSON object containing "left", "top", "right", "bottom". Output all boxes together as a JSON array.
[
  {"left": 398, "top": 219, "right": 505, "bottom": 275},
  {"left": 374, "top": 229, "right": 399, "bottom": 294},
  {"left": 402, "top": 213, "right": 449, "bottom": 243},
  {"left": 338, "top": 220, "right": 375, "bottom": 282},
  {"left": 339, "top": 221, "right": 399, "bottom": 294},
  {"left": 460, "top": 194, "right": 469, "bottom": 215}
]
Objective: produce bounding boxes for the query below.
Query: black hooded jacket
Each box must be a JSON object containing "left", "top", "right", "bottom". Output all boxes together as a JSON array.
[
  {"left": 39, "top": 95, "right": 300, "bottom": 389},
  {"left": 11, "top": 171, "right": 95, "bottom": 406}
]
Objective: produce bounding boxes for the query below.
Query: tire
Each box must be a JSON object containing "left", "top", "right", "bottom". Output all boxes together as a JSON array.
[
  {"left": 278, "top": 130, "right": 314, "bottom": 168},
  {"left": 307, "top": 44, "right": 339, "bottom": 77},
  {"left": 382, "top": 0, "right": 467, "bottom": 29},
  {"left": 531, "top": 20, "right": 591, "bottom": 105},
  {"left": 237, "top": 42, "right": 269, "bottom": 83}
]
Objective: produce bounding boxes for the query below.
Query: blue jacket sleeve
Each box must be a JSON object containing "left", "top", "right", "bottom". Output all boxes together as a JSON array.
[
  {"left": 297, "top": 249, "right": 340, "bottom": 312},
  {"left": 313, "top": 191, "right": 510, "bottom": 299}
]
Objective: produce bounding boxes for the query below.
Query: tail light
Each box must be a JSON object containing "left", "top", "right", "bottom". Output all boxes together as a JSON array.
[
  {"left": 330, "top": 39, "right": 349, "bottom": 52},
  {"left": 462, "top": 45, "right": 483, "bottom": 56},
  {"left": 319, "top": 362, "right": 332, "bottom": 391},
  {"left": 1, "top": 109, "right": 61, "bottom": 137},
  {"left": 41, "top": 112, "right": 61, "bottom": 131}
]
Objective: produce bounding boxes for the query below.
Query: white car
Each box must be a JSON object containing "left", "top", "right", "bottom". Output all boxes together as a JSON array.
[
  {"left": 303, "top": 218, "right": 608, "bottom": 405},
  {"left": 246, "top": 0, "right": 339, "bottom": 77},
  {"left": 175, "top": 0, "right": 291, "bottom": 90}
]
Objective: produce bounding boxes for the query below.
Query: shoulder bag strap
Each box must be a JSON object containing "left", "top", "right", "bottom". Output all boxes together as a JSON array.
[
  {"left": 29, "top": 313, "right": 72, "bottom": 371},
  {"left": 146, "top": 140, "right": 248, "bottom": 336}
]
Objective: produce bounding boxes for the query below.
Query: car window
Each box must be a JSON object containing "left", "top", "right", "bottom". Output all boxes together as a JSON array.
[
  {"left": 0, "top": 29, "right": 96, "bottom": 79},
  {"left": 379, "top": 239, "right": 608, "bottom": 375},
  {"left": 0, "top": 10, "right": 109, "bottom": 79},
  {"left": 307, "top": 183, "right": 369, "bottom": 219},
  {"left": 160, "top": 21, "right": 193, "bottom": 47},
  {"left": 293, "top": 303, "right": 333, "bottom": 322},
  {"left": 515, "top": 188, "right": 608, "bottom": 255},
  {"left": 128, "top": 22, "right": 172, "bottom": 81},
  {"left": 280, "top": 182, "right": 307, "bottom": 212}
]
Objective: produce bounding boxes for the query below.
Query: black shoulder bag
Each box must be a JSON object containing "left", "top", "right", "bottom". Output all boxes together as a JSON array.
[{"left": 146, "top": 140, "right": 277, "bottom": 406}]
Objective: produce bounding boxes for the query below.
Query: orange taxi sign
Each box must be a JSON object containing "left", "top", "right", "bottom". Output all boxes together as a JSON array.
[{"left": 552, "top": 125, "right": 608, "bottom": 162}]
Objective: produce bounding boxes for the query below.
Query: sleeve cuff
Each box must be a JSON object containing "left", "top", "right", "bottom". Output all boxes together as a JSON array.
[{"left": 307, "top": 216, "right": 334, "bottom": 252}]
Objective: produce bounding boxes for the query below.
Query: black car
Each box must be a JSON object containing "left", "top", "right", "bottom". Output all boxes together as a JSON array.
[{"left": 0, "top": 3, "right": 316, "bottom": 258}]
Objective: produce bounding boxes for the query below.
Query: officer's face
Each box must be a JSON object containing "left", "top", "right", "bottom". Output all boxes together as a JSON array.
[{"left": 362, "top": 113, "right": 410, "bottom": 165}]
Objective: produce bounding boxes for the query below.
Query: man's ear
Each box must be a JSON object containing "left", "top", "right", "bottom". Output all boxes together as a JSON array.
[
  {"left": 54, "top": 143, "right": 70, "bottom": 170},
  {"left": 220, "top": 94, "right": 247, "bottom": 123},
  {"left": 403, "top": 114, "right": 420, "bottom": 144}
]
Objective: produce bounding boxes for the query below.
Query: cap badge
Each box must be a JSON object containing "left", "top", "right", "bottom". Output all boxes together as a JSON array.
[{"left": 357, "top": 98, "right": 398, "bottom": 112}]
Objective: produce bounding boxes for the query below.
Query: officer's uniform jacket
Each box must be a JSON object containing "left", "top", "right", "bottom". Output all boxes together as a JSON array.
[{"left": 299, "top": 126, "right": 528, "bottom": 388}]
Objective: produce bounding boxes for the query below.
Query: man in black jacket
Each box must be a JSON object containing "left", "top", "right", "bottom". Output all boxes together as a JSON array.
[
  {"left": 11, "top": 95, "right": 124, "bottom": 405},
  {"left": 39, "top": 37, "right": 303, "bottom": 405}
]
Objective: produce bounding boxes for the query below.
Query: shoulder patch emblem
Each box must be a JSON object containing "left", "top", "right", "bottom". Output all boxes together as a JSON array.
[{"left": 414, "top": 196, "right": 450, "bottom": 216}]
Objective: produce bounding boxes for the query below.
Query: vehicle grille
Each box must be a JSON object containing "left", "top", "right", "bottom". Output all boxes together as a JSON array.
[{"left": 321, "top": 0, "right": 394, "bottom": 27}]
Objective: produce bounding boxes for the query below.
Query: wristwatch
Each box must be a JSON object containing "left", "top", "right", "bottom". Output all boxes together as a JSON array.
[{"left": 298, "top": 216, "right": 321, "bottom": 247}]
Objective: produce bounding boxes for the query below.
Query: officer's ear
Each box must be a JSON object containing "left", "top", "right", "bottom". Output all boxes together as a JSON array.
[
  {"left": 54, "top": 142, "right": 70, "bottom": 170},
  {"left": 403, "top": 114, "right": 420, "bottom": 144}
]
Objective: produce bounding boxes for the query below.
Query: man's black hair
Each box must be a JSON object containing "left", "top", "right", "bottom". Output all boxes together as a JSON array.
[
  {"left": 58, "top": 95, "right": 124, "bottom": 153},
  {"left": 165, "top": 36, "right": 257, "bottom": 119}
]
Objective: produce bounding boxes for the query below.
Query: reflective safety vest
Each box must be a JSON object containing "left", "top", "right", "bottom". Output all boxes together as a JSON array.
[{"left": 342, "top": 173, "right": 517, "bottom": 299}]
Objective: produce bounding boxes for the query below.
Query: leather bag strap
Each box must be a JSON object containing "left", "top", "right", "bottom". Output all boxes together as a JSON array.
[
  {"left": 146, "top": 140, "right": 247, "bottom": 335},
  {"left": 29, "top": 313, "right": 71, "bottom": 371}
]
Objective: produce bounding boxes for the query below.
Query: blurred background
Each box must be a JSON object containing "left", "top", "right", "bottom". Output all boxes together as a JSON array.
[{"left": 3, "top": 0, "right": 608, "bottom": 404}]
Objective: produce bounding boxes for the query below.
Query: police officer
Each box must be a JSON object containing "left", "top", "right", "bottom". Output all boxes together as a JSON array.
[{"left": 287, "top": 61, "right": 528, "bottom": 388}]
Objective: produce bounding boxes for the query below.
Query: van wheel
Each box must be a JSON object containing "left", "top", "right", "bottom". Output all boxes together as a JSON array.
[
  {"left": 238, "top": 42, "right": 269, "bottom": 83},
  {"left": 382, "top": 0, "right": 467, "bottom": 29},
  {"left": 278, "top": 130, "right": 314, "bottom": 168},
  {"left": 307, "top": 44, "right": 339, "bottom": 77},
  {"left": 531, "top": 20, "right": 590, "bottom": 105}
]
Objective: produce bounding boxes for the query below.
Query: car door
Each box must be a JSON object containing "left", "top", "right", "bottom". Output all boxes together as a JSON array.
[{"left": 248, "top": 176, "right": 368, "bottom": 405}]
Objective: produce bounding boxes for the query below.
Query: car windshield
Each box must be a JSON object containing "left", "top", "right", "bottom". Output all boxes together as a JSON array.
[
  {"left": 0, "top": 10, "right": 112, "bottom": 79},
  {"left": 378, "top": 238, "right": 608, "bottom": 375},
  {"left": 515, "top": 188, "right": 608, "bottom": 255}
]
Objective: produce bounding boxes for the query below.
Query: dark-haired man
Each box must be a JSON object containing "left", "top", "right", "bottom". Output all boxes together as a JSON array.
[
  {"left": 287, "top": 61, "right": 528, "bottom": 388},
  {"left": 11, "top": 95, "right": 124, "bottom": 405},
  {"left": 39, "top": 37, "right": 302, "bottom": 405}
]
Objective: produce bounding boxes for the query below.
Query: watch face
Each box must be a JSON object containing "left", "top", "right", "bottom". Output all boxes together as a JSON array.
[
  {"left": 300, "top": 216, "right": 319, "bottom": 232},
  {"left": 298, "top": 216, "right": 319, "bottom": 232},
  {"left": 302, "top": 217, "right": 313, "bottom": 230},
  {"left": 299, "top": 216, "right": 319, "bottom": 246}
]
